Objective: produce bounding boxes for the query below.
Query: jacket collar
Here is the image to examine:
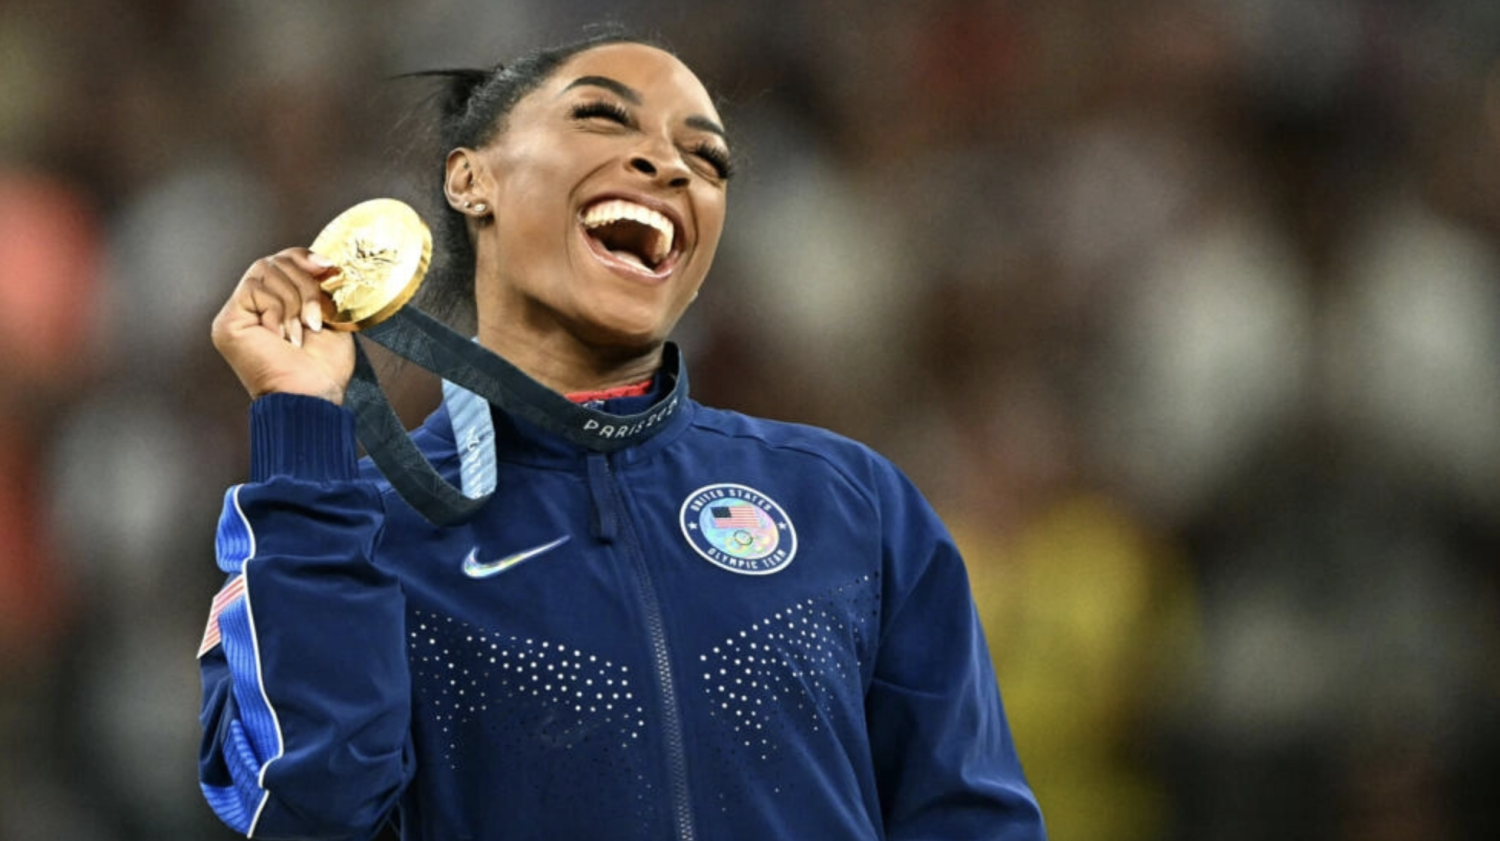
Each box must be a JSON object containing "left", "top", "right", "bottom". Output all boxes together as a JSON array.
[{"left": 439, "top": 342, "right": 693, "bottom": 478}]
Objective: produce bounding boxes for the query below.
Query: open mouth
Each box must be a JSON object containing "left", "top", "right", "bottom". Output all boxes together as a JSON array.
[{"left": 579, "top": 198, "right": 681, "bottom": 276}]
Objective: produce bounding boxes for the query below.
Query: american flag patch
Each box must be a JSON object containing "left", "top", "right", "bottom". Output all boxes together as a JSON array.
[
  {"left": 711, "top": 505, "right": 761, "bottom": 529},
  {"left": 679, "top": 484, "right": 797, "bottom": 575},
  {"left": 197, "top": 574, "right": 246, "bottom": 658}
]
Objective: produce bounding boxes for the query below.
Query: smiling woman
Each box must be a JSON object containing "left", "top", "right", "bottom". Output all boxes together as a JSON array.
[
  {"left": 197, "top": 28, "right": 1045, "bottom": 841},
  {"left": 433, "top": 40, "right": 731, "bottom": 386}
]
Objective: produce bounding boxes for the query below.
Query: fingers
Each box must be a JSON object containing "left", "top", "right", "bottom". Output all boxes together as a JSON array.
[
  {"left": 292, "top": 250, "right": 335, "bottom": 335},
  {"left": 238, "top": 249, "right": 337, "bottom": 348},
  {"left": 212, "top": 247, "right": 356, "bottom": 403}
]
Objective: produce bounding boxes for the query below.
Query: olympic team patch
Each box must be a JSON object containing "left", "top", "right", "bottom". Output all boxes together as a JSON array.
[{"left": 679, "top": 484, "right": 797, "bottom": 575}]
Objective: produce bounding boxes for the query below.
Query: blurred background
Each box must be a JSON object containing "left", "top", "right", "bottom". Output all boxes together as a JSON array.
[{"left": 2, "top": 0, "right": 1498, "bottom": 838}]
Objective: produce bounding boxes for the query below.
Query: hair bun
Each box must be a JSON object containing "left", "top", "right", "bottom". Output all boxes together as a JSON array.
[
  {"left": 398, "top": 67, "right": 494, "bottom": 121},
  {"left": 440, "top": 68, "right": 492, "bottom": 119}
]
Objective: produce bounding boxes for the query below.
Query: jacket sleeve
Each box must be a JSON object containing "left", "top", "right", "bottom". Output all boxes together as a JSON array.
[
  {"left": 864, "top": 461, "right": 1046, "bottom": 841},
  {"left": 197, "top": 394, "right": 414, "bottom": 840}
]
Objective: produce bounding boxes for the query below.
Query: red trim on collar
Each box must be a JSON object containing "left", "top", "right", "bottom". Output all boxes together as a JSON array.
[{"left": 565, "top": 379, "right": 654, "bottom": 404}]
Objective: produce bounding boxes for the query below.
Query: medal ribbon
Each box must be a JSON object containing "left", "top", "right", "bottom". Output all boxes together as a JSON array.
[{"left": 345, "top": 306, "right": 686, "bottom": 526}]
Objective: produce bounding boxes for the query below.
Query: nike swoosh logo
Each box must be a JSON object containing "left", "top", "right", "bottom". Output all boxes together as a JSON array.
[{"left": 462, "top": 536, "right": 572, "bottom": 579}]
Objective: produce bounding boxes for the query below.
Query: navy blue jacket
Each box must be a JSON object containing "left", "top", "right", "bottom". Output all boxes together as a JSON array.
[{"left": 197, "top": 353, "right": 1045, "bottom": 840}]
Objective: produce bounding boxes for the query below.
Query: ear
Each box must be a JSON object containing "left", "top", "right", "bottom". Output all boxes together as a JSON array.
[{"left": 444, "top": 148, "right": 490, "bottom": 215}]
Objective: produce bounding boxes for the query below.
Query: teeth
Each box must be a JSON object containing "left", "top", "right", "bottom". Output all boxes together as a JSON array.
[{"left": 582, "top": 199, "right": 675, "bottom": 264}]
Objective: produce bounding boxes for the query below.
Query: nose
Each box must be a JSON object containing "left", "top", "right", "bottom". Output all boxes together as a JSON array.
[{"left": 628, "top": 140, "right": 690, "bottom": 188}]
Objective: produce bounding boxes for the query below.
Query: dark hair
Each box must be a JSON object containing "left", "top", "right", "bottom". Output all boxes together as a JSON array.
[{"left": 409, "top": 27, "right": 670, "bottom": 330}]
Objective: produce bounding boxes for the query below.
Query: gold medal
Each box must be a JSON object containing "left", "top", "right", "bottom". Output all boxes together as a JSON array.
[{"left": 310, "top": 198, "right": 432, "bottom": 331}]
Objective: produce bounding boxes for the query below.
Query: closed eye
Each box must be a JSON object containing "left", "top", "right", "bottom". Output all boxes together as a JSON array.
[
  {"left": 690, "top": 142, "right": 734, "bottom": 180},
  {"left": 571, "top": 100, "right": 632, "bottom": 126}
]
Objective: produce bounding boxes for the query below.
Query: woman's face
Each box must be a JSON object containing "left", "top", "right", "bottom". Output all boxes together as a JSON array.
[{"left": 465, "top": 43, "right": 730, "bottom": 353}]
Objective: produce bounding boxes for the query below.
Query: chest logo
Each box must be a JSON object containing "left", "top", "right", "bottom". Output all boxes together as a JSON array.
[
  {"left": 462, "top": 535, "right": 571, "bottom": 579},
  {"left": 679, "top": 484, "right": 797, "bottom": 575}
]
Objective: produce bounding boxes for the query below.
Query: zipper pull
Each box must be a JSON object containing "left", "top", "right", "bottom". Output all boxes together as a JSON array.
[{"left": 585, "top": 453, "right": 618, "bottom": 544}]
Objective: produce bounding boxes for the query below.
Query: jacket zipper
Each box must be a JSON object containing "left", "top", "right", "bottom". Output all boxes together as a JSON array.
[{"left": 587, "top": 453, "right": 697, "bottom": 840}]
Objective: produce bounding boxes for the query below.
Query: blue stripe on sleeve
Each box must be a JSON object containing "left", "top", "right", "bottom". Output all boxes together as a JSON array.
[
  {"left": 219, "top": 596, "right": 283, "bottom": 772},
  {"left": 217, "top": 585, "right": 284, "bottom": 836},
  {"left": 200, "top": 718, "right": 270, "bottom": 834},
  {"left": 216, "top": 486, "right": 256, "bottom": 574}
]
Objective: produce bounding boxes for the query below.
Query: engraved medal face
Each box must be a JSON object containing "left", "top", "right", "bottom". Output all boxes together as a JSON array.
[{"left": 309, "top": 198, "right": 432, "bottom": 331}]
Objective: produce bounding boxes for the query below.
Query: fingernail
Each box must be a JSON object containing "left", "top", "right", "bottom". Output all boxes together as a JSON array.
[
  {"left": 304, "top": 300, "right": 323, "bottom": 332},
  {"left": 309, "top": 252, "right": 335, "bottom": 268}
]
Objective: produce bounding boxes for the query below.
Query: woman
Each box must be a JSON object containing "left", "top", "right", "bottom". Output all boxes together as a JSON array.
[{"left": 199, "top": 32, "right": 1045, "bottom": 841}]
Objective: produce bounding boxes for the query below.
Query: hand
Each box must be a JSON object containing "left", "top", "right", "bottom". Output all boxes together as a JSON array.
[{"left": 211, "top": 248, "right": 355, "bottom": 404}]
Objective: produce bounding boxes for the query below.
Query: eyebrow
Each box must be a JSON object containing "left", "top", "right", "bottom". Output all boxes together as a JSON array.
[
  {"left": 564, "top": 75, "right": 641, "bottom": 104},
  {"left": 685, "top": 115, "right": 727, "bottom": 140},
  {"left": 562, "top": 75, "right": 728, "bottom": 140}
]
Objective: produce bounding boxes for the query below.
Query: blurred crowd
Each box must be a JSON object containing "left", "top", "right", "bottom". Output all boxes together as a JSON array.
[{"left": 2, "top": 1, "right": 1497, "bottom": 839}]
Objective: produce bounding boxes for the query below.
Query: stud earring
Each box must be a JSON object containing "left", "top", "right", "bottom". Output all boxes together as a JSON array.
[
  {"left": 463, "top": 201, "right": 473, "bottom": 209},
  {"left": 473, "top": 202, "right": 488, "bottom": 214}
]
